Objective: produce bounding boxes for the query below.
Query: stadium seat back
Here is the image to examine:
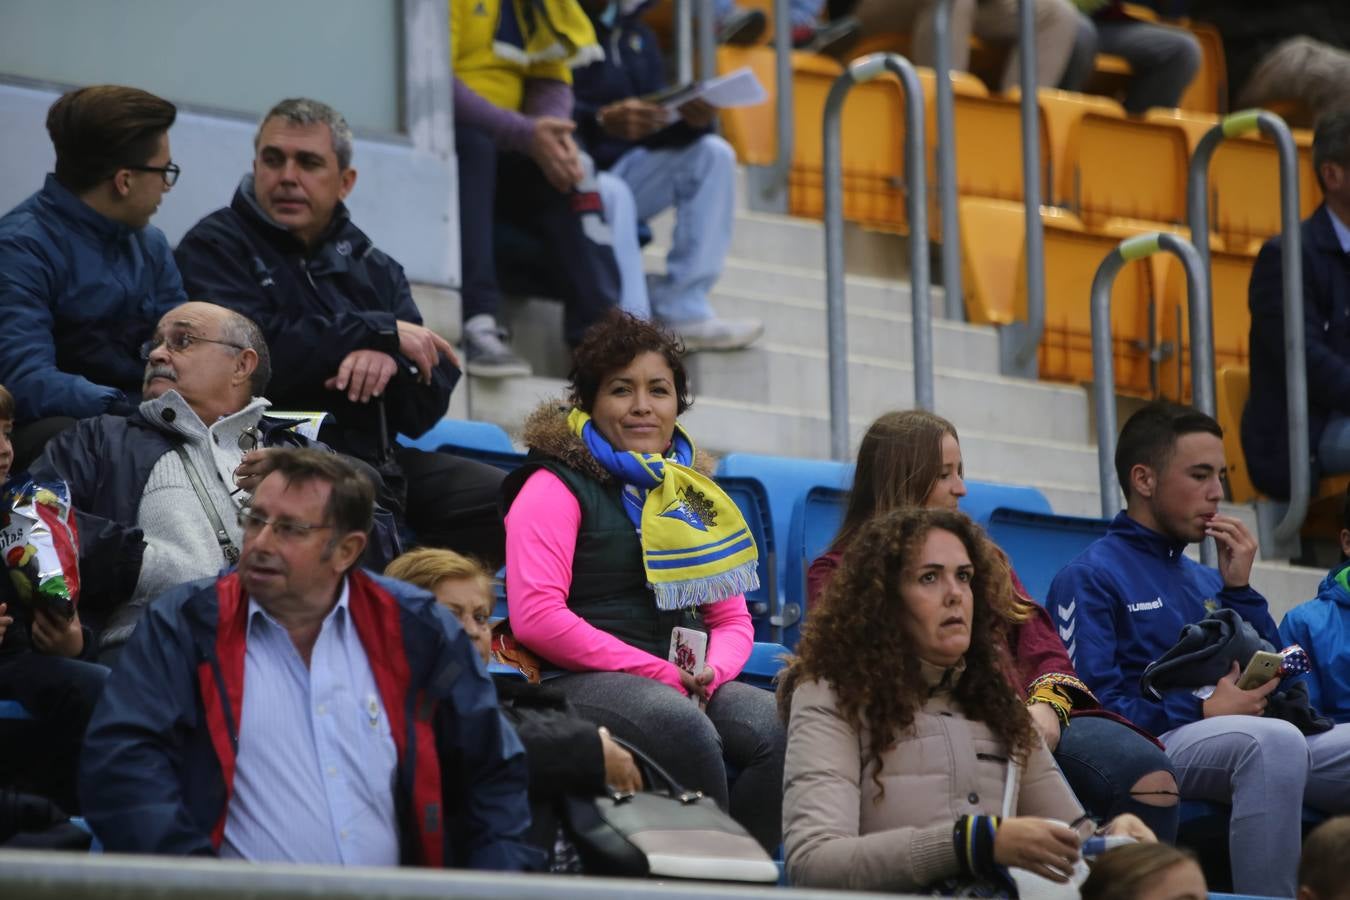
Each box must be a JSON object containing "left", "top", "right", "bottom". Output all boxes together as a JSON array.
[
  {"left": 716, "top": 475, "right": 781, "bottom": 643},
  {"left": 1157, "top": 249, "right": 1255, "bottom": 402},
  {"left": 951, "top": 93, "right": 1050, "bottom": 204},
  {"left": 1214, "top": 365, "right": 1256, "bottom": 502},
  {"left": 985, "top": 508, "right": 1110, "bottom": 606},
  {"left": 397, "top": 419, "right": 524, "bottom": 472},
  {"left": 1066, "top": 114, "right": 1189, "bottom": 229}
]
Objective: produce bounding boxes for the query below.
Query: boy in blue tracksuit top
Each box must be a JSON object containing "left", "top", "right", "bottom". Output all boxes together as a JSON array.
[
  {"left": 1048, "top": 402, "right": 1350, "bottom": 898},
  {"left": 1279, "top": 492, "right": 1350, "bottom": 724}
]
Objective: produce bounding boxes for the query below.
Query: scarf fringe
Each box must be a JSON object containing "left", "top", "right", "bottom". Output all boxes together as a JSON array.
[{"left": 651, "top": 561, "right": 761, "bottom": 611}]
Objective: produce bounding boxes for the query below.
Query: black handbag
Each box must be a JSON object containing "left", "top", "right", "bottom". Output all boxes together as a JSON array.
[{"left": 561, "top": 739, "right": 779, "bottom": 883}]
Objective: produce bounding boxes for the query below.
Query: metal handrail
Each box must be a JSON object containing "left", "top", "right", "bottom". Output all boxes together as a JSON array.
[
  {"left": 675, "top": 0, "right": 694, "bottom": 85},
  {"left": 823, "top": 53, "right": 934, "bottom": 459},
  {"left": 763, "top": 0, "right": 795, "bottom": 206},
  {"left": 998, "top": 0, "right": 1046, "bottom": 378},
  {"left": 0, "top": 850, "right": 904, "bottom": 900},
  {"left": 931, "top": 0, "right": 963, "bottom": 320},
  {"left": 697, "top": 0, "right": 716, "bottom": 83},
  {"left": 1187, "top": 109, "right": 1307, "bottom": 550},
  {"left": 1091, "top": 233, "right": 1213, "bottom": 562}
]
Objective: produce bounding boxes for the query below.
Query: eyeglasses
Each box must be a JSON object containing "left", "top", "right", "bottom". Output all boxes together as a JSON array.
[
  {"left": 126, "top": 162, "right": 181, "bottom": 187},
  {"left": 140, "top": 330, "right": 246, "bottom": 361},
  {"left": 237, "top": 508, "right": 333, "bottom": 542}
]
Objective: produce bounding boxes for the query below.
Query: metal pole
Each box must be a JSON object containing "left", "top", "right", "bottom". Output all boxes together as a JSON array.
[
  {"left": 823, "top": 53, "right": 933, "bottom": 459},
  {"left": 932, "top": 0, "right": 963, "bottom": 320},
  {"left": 676, "top": 0, "right": 694, "bottom": 85},
  {"left": 696, "top": 0, "right": 716, "bottom": 84},
  {"left": 763, "top": 0, "right": 795, "bottom": 206},
  {"left": 1187, "top": 109, "right": 1307, "bottom": 552},
  {"left": 1091, "top": 233, "right": 1210, "bottom": 523}
]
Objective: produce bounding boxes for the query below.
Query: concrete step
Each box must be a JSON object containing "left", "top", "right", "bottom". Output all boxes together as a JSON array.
[
  {"left": 684, "top": 343, "right": 1090, "bottom": 445},
  {"left": 687, "top": 254, "right": 935, "bottom": 317},
  {"left": 700, "top": 283, "right": 998, "bottom": 373}
]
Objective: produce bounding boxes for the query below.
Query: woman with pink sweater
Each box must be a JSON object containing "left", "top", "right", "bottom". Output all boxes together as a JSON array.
[{"left": 499, "top": 313, "right": 785, "bottom": 852}]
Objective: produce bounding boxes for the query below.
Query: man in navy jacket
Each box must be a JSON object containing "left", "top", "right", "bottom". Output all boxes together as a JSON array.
[
  {"left": 1243, "top": 108, "right": 1350, "bottom": 500},
  {"left": 572, "top": 0, "right": 762, "bottom": 351},
  {"left": 1048, "top": 402, "right": 1350, "bottom": 897},
  {"left": 175, "top": 98, "right": 506, "bottom": 567},
  {"left": 79, "top": 448, "right": 536, "bottom": 869},
  {"left": 0, "top": 85, "right": 185, "bottom": 471}
]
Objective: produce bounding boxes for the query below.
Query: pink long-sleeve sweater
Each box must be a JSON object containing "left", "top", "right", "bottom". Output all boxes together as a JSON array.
[{"left": 505, "top": 468, "right": 754, "bottom": 697}]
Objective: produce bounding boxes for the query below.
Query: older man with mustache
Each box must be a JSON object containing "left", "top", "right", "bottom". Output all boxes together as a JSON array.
[{"left": 28, "top": 301, "right": 337, "bottom": 666}]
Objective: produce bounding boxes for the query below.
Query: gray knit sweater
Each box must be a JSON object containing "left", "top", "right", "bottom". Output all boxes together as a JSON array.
[{"left": 99, "top": 392, "right": 270, "bottom": 649}]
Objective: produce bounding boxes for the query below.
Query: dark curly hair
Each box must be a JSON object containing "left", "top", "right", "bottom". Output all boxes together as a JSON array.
[
  {"left": 567, "top": 312, "right": 692, "bottom": 414},
  {"left": 779, "top": 507, "right": 1036, "bottom": 795}
]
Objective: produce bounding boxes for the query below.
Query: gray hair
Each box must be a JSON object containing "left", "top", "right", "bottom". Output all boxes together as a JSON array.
[
  {"left": 255, "top": 97, "right": 353, "bottom": 170},
  {"left": 219, "top": 308, "right": 273, "bottom": 397},
  {"left": 1313, "top": 106, "right": 1350, "bottom": 193}
]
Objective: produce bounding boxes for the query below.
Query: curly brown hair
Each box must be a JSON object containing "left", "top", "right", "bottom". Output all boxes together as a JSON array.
[
  {"left": 779, "top": 507, "right": 1036, "bottom": 794},
  {"left": 567, "top": 312, "right": 692, "bottom": 414}
]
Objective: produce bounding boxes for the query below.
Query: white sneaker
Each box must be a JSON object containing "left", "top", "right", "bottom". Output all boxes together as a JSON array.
[
  {"left": 671, "top": 316, "right": 765, "bottom": 352},
  {"left": 463, "top": 314, "right": 533, "bottom": 378}
]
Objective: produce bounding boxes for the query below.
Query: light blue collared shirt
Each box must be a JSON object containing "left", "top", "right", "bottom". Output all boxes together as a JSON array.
[
  {"left": 1328, "top": 206, "right": 1350, "bottom": 254},
  {"left": 221, "top": 580, "right": 401, "bottom": 865}
]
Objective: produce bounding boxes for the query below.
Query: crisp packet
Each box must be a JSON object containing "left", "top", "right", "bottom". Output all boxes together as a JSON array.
[
  {"left": 0, "top": 479, "right": 80, "bottom": 619},
  {"left": 1279, "top": 644, "right": 1312, "bottom": 677}
]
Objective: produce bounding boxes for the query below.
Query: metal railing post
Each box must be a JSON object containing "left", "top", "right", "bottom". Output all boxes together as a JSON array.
[
  {"left": 998, "top": 0, "right": 1046, "bottom": 378},
  {"left": 676, "top": 0, "right": 694, "bottom": 85},
  {"left": 932, "top": 0, "right": 963, "bottom": 320},
  {"left": 824, "top": 53, "right": 933, "bottom": 459},
  {"left": 1091, "top": 233, "right": 1211, "bottom": 519},
  {"left": 697, "top": 0, "right": 717, "bottom": 84},
  {"left": 762, "top": 0, "right": 795, "bottom": 206},
  {"left": 1187, "top": 109, "right": 1307, "bottom": 552}
]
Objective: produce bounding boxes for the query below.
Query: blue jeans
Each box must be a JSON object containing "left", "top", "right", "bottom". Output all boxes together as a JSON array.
[
  {"left": 598, "top": 135, "right": 737, "bottom": 325},
  {"left": 713, "top": 0, "right": 824, "bottom": 28},
  {"left": 1053, "top": 715, "right": 1179, "bottom": 843}
]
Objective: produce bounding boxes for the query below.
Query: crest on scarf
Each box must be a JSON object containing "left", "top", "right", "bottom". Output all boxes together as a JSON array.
[
  {"left": 658, "top": 486, "right": 716, "bottom": 532},
  {"left": 1203, "top": 598, "right": 1219, "bottom": 614}
]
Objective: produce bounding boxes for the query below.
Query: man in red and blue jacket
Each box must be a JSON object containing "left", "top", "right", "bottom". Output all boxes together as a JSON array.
[{"left": 79, "top": 448, "right": 537, "bottom": 869}]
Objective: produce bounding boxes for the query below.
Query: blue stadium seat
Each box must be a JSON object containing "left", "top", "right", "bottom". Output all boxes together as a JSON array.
[
  {"left": 717, "top": 476, "right": 780, "bottom": 643},
  {"left": 959, "top": 480, "right": 1053, "bottom": 527},
  {"left": 984, "top": 508, "right": 1110, "bottom": 604},
  {"left": 737, "top": 642, "right": 791, "bottom": 691},
  {"left": 397, "top": 419, "right": 525, "bottom": 472},
  {"left": 785, "top": 486, "right": 848, "bottom": 648}
]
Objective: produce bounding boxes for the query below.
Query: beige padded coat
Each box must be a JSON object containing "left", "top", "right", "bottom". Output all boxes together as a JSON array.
[{"left": 783, "top": 660, "right": 1083, "bottom": 891}]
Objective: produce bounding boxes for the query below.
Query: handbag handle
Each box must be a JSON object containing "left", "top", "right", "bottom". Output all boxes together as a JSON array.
[{"left": 606, "top": 733, "right": 704, "bottom": 804}]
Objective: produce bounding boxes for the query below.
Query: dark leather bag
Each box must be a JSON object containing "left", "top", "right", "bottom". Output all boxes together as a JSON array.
[{"left": 561, "top": 739, "right": 779, "bottom": 883}]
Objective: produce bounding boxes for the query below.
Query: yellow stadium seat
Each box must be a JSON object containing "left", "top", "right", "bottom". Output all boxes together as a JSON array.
[
  {"left": 1063, "top": 113, "right": 1190, "bottom": 232},
  {"left": 1207, "top": 129, "right": 1313, "bottom": 254},
  {"left": 950, "top": 93, "right": 1050, "bottom": 204},
  {"left": 1144, "top": 107, "right": 1219, "bottom": 153},
  {"left": 1156, "top": 249, "right": 1255, "bottom": 402},
  {"left": 1177, "top": 20, "right": 1227, "bottom": 116},
  {"left": 1215, "top": 366, "right": 1257, "bottom": 502},
  {"left": 1015, "top": 221, "right": 1157, "bottom": 395},
  {"left": 1020, "top": 88, "right": 1124, "bottom": 208},
  {"left": 959, "top": 197, "right": 1083, "bottom": 325}
]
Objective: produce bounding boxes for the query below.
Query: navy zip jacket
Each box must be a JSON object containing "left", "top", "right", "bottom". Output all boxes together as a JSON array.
[
  {"left": 0, "top": 175, "right": 186, "bottom": 423},
  {"left": 174, "top": 177, "right": 457, "bottom": 462},
  {"left": 1242, "top": 205, "right": 1350, "bottom": 500},
  {"left": 1046, "top": 512, "right": 1279, "bottom": 736},
  {"left": 79, "top": 568, "right": 537, "bottom": 869},
  {"left": 571, "top": 1, "right": 708, "bottom": 171}
]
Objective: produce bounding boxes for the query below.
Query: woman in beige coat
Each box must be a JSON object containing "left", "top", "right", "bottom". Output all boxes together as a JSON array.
[{"left": 779, "top": 507, "right": 1152, "bottom": 893}]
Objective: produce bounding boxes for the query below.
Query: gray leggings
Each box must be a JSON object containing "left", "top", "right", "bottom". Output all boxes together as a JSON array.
[{"left": 548, "top": 671, "right": 786, "bottom": 852}]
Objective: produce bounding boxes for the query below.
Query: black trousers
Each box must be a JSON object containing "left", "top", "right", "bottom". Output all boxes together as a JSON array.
[{"left": 455, "top": 122, "right": 620, "bottom": 345}]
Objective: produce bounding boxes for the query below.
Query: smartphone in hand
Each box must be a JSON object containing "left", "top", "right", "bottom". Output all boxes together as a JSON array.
[{"left": 1237, "top": 650, "right": 1284, "bottom": 690}]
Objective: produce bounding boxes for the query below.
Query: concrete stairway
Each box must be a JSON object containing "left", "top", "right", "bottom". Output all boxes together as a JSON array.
[{"left": 415, "top": 171, "right": 1325, "bottom": 621}]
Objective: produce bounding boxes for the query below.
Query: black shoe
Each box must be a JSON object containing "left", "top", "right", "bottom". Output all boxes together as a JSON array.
[{"left": 717, "top": 7, "right": 767, "bottom": 45}]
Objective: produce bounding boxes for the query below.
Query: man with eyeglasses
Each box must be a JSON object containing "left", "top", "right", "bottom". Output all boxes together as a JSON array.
[
  {"left": 0, "top": 85, "right": 186, "bottom": 472},
  {"left": 80, "top": 447, "right": 536, "bottom": 868},
  {"left": 176, "top": 97, "right": 507, "bottom": 568},
  {"left": 28, "top": 301, "right": 380, "bottom": 666}
]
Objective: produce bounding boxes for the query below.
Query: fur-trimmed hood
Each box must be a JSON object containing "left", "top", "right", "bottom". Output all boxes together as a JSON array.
[{"left": 519, "top": 401, "right": 715, "bottom": 483}]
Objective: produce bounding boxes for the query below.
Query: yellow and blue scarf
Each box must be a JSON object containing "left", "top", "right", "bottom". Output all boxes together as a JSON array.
[
  {"left": 569, "top": 408, "right": 759, "bottom": 610},
  {"left": 493, "top": 0, "right": 604, "bottom": 69}
]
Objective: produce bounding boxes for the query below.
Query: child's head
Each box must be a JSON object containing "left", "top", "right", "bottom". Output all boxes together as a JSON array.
[
  {"left": 385, "top": 548, "right": 493, "bottom": 664},
  {"left": 1300, "top": 816, "right": 1350, "bottom": 900},
  {"left": 0, "top": 384, "right": 13, "bottom": 483},
  {"left": 1079, "top": 843, "right": 1205, "bottom": 900}
]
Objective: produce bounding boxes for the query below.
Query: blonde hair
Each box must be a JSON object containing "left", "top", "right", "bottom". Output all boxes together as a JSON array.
[{"left": 385, "top": 548, "right": 492, "bottom": 608}]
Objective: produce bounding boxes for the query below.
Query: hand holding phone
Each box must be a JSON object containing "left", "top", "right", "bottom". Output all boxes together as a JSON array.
[{"left": 1237, "top": 650, "right": 1284, "bottom": 690}]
